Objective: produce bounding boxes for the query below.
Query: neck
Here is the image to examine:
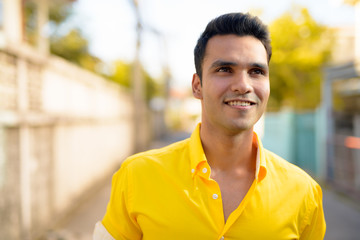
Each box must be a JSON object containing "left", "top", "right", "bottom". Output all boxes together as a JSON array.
[{"left": 200, "top": 123, "right": 256, "bottom": 171}]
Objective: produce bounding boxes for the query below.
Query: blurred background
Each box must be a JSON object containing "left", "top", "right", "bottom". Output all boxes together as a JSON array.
[{"left": 0, "top": 0, "right": 359, "bottom": 239}]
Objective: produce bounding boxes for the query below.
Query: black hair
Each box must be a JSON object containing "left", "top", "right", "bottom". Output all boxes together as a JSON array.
[{"left": 194, "top": 12, "right": 272, "bottom": 82}]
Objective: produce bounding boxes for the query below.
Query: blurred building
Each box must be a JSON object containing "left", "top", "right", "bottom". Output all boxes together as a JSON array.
[
  {"left": 323, "top": 1, "right": 360, "bottom": 200},
  {"left": 166, "top": 88, "right": 201, "bottom": 132},
  {"left": 261, "top": 1, "right": 360, "bottom": 202},
  {"left": 0, "top": 1, "right": 134, "bottom": 239}
]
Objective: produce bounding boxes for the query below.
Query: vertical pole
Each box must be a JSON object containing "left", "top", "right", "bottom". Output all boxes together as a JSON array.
[
  {"left": 3, "top": 0, "right": 23, "bottom": 46},
  {"left": 353, "top": 114, "right": 360, "bottom": 190},
  {"left": 37, "top": 0, "right": 49, "bottom": 55},
  {"left": 353, "top": 2, "right": 360, "bottom": 192},
  {"left": 355, "top": 2, "right": 360, "bottom": 73},
  {"left": 18, "top": 57, "right": 31, "bottom": 240},
  {"left": 130, "top": 0, "right": 148, "bottom": 152},
  {"left": 323, "top": 69, "right": 334, "bottom": 182}
]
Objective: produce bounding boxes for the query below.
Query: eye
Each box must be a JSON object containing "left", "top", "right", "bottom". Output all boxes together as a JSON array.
[
  {"left": 217, "top": 66, "right": 232, "bottom": 73},
  {"left": 250, "top": 68, "right": 265, "bottom": 76}
]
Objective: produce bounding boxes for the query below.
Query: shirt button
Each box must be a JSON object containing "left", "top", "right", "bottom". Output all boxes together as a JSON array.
[
  {"left": 191, "top": 169, "right": 195, "bottom": 173},
  {"left": 202, "top": 168, "right": 208, "bottom": 173},
  {"left": 212, "top": 193, "right": 218, "bottom": 199}
]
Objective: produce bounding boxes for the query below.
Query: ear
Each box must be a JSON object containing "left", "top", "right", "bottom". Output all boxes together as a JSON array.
[{"left": 192, "top": 73, "right": 203, "bottom": 100}]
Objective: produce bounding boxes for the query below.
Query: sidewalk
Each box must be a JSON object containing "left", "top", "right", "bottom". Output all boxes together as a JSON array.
[
  {"left": 43, "top": 177, "right": 112, "bottom": 240},
  {"left": 42, "top": 133, "right": 191, "bottom": 240},
  {"left": 43, "top": 134, "right": 360, "bottom": 240},
  {"left": 323, "top": 187, "right": 360, "bottom": 240}
]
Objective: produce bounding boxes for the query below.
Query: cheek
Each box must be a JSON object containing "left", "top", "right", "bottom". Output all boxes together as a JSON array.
[
  {"left": 204, "top": 80, "right": 228, "bottom": 98},
  {"left": 258, "top": 81, "right": 270, "bottom": 99},
  {"left": 255, "top": 81, "right": 270, "bottom": 101},
  {"left": 264, "top": 85, "right": 270, "bottom": 100}
]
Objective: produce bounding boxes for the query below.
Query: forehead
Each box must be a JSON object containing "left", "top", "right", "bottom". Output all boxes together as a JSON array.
[{"left": 203, "top": 35, "right": 268, "bottom": 66}]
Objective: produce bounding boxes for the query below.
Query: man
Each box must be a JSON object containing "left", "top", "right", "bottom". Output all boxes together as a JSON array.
[{"left": 94, "top": 12, "right": 326, "bottom": 240}]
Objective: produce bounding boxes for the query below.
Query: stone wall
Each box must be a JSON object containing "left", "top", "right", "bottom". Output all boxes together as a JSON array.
[{"left": 0, "top": 48, "right": 134, "bottom": 239}]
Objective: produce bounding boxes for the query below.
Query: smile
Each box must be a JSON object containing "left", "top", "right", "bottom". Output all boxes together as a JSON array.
[{"left": 226, "top": 100, "right": 255, "bottom": 107}]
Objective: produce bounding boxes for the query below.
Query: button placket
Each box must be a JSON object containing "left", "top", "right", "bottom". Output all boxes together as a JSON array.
[
  {"left": 198, "top": 162, "right": 210, "bottom": 179},
  {"left": 200, "top": 168, "right": 224, "bottom": 229}
]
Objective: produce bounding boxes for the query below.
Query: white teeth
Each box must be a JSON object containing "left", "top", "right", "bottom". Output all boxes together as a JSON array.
[{"left": 228, "top": 101, "right": 251, "bottom": 106}]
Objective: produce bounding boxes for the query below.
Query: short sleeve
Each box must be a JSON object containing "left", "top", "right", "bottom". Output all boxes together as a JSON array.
[
  {"left": 101, "top": 163, "right": 142, "bottom": 240},
  {"left": 299, "top": 183, "right": 326, "bottom": 240}
]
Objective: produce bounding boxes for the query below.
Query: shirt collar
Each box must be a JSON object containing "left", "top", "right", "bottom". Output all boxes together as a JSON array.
[
  {"left": 253, "top": 131, "right": 267, "bottom": 182},
  {"left": 189, "top": 123, "right": 267, "bottom": 181},
  {"left": 189, "top": 123, "right": 207, "bottom": 178}
]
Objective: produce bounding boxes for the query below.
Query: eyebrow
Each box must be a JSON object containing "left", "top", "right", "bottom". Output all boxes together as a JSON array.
[
  {"left": 210, "top": 60, "right": 269, "bottom": 72},
  {"left": 251, "top": 62, "right": 269, "bottom": 72},
  {"left": 210, "top": 60, "right": 238, "bottom": 69}
]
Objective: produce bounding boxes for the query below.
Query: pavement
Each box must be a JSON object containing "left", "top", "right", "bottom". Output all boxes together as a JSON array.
[
  {"left": 42, "top": 180, "right": 111, "bottom": 240},
  {"left": 42, "top": 134, "right": 360, "bottom": 240},
  {"left": 322, "top": 188, "right": 360, "bottom": 240}
]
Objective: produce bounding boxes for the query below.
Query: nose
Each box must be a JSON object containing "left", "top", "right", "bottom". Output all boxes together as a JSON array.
[{"left": 230, "top": 72, "right": 252, "bottom": 94}]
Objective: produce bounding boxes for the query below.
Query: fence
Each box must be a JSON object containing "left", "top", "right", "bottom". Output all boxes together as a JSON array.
[
  {"left": 0, "top": 47, "right": 134, "bottom": 239},
  {"left": 262, "top": 108, "right": 326, "bottom": 179}
]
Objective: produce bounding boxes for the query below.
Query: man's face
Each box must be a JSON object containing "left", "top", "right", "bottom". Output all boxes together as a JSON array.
[{"left": 192, "top": 34, "right": 270, "bottom": 135}]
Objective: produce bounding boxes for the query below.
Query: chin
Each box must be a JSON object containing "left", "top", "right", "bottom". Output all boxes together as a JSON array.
[{"left": 224, "top": 123, "right": 254, "bottom": 134}]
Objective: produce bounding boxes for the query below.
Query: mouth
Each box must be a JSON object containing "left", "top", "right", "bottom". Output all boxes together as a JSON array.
[{"left": 225, "top": 100, "right": 256, "bottom": 107}]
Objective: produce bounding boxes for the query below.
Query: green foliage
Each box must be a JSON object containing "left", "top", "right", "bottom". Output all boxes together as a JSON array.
[
  {"left": 50, "top": 28, "right": 87, "bottom": 62},
  {"left": 344, "top": 0, "right": 360, "bottom": 5},
  {"left": 268, "top": 7, "right": 334, "bottom": 111},
  {"left": 143, "top": 70, "right": 161, "bottom": 102},
  {"left": 24, "top": 0, "right": 162, "bottom": 101},
  {"left": 110, "top": 61, "right": 163, "bottom": 102},
  {"left": 110, "top": 61, "right": 132, "bottom": 87},
  {"left": 50, "top": 28, "right": 99, "bottom": 68},
  {"left": 23, "top": 0, "right": 37, "bottom": 45},
  {"left": 47, "top": 1, "right": 101, "bottom": 73},
  {"left": 24, "top": 0, "right": 74, "bottom": 46},
  {"left": 49, "top": 0, "right": 73, "bottom": 25}
]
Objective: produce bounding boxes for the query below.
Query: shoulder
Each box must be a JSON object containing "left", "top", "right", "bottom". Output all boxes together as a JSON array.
[
  {"left": 111, "top": 138, "right": 193, "bottom": 195},
  {"left": 262, "top": 149, "right": 323, "bottom": 218},
  {"left": 120, "top": 138, "right": 191, "bottom": 172},
  {"left": 263, "top": 149, "right": 321, "bottom": 194},
  {"left": 264, "top": 149, "right": 316, "bottom": 180},
  {"left": 262, "top": 149, "right": 325, "bottom": 236}
]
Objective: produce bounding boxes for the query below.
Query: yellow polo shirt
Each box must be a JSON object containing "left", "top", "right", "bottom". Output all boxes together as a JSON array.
[{"left": 101, "top": 124, "right": 325, "bottom": 240}]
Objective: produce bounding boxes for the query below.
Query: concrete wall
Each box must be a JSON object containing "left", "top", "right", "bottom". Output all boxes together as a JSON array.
[
  {"left": 0, "top": 47, "right": 134, "bottom": 239},
  {"left": 262, "top": 108, "right": 326, "bottom": 179},
  {"left": 262, "top": 109, "right": 296, "bottom": 163}
]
